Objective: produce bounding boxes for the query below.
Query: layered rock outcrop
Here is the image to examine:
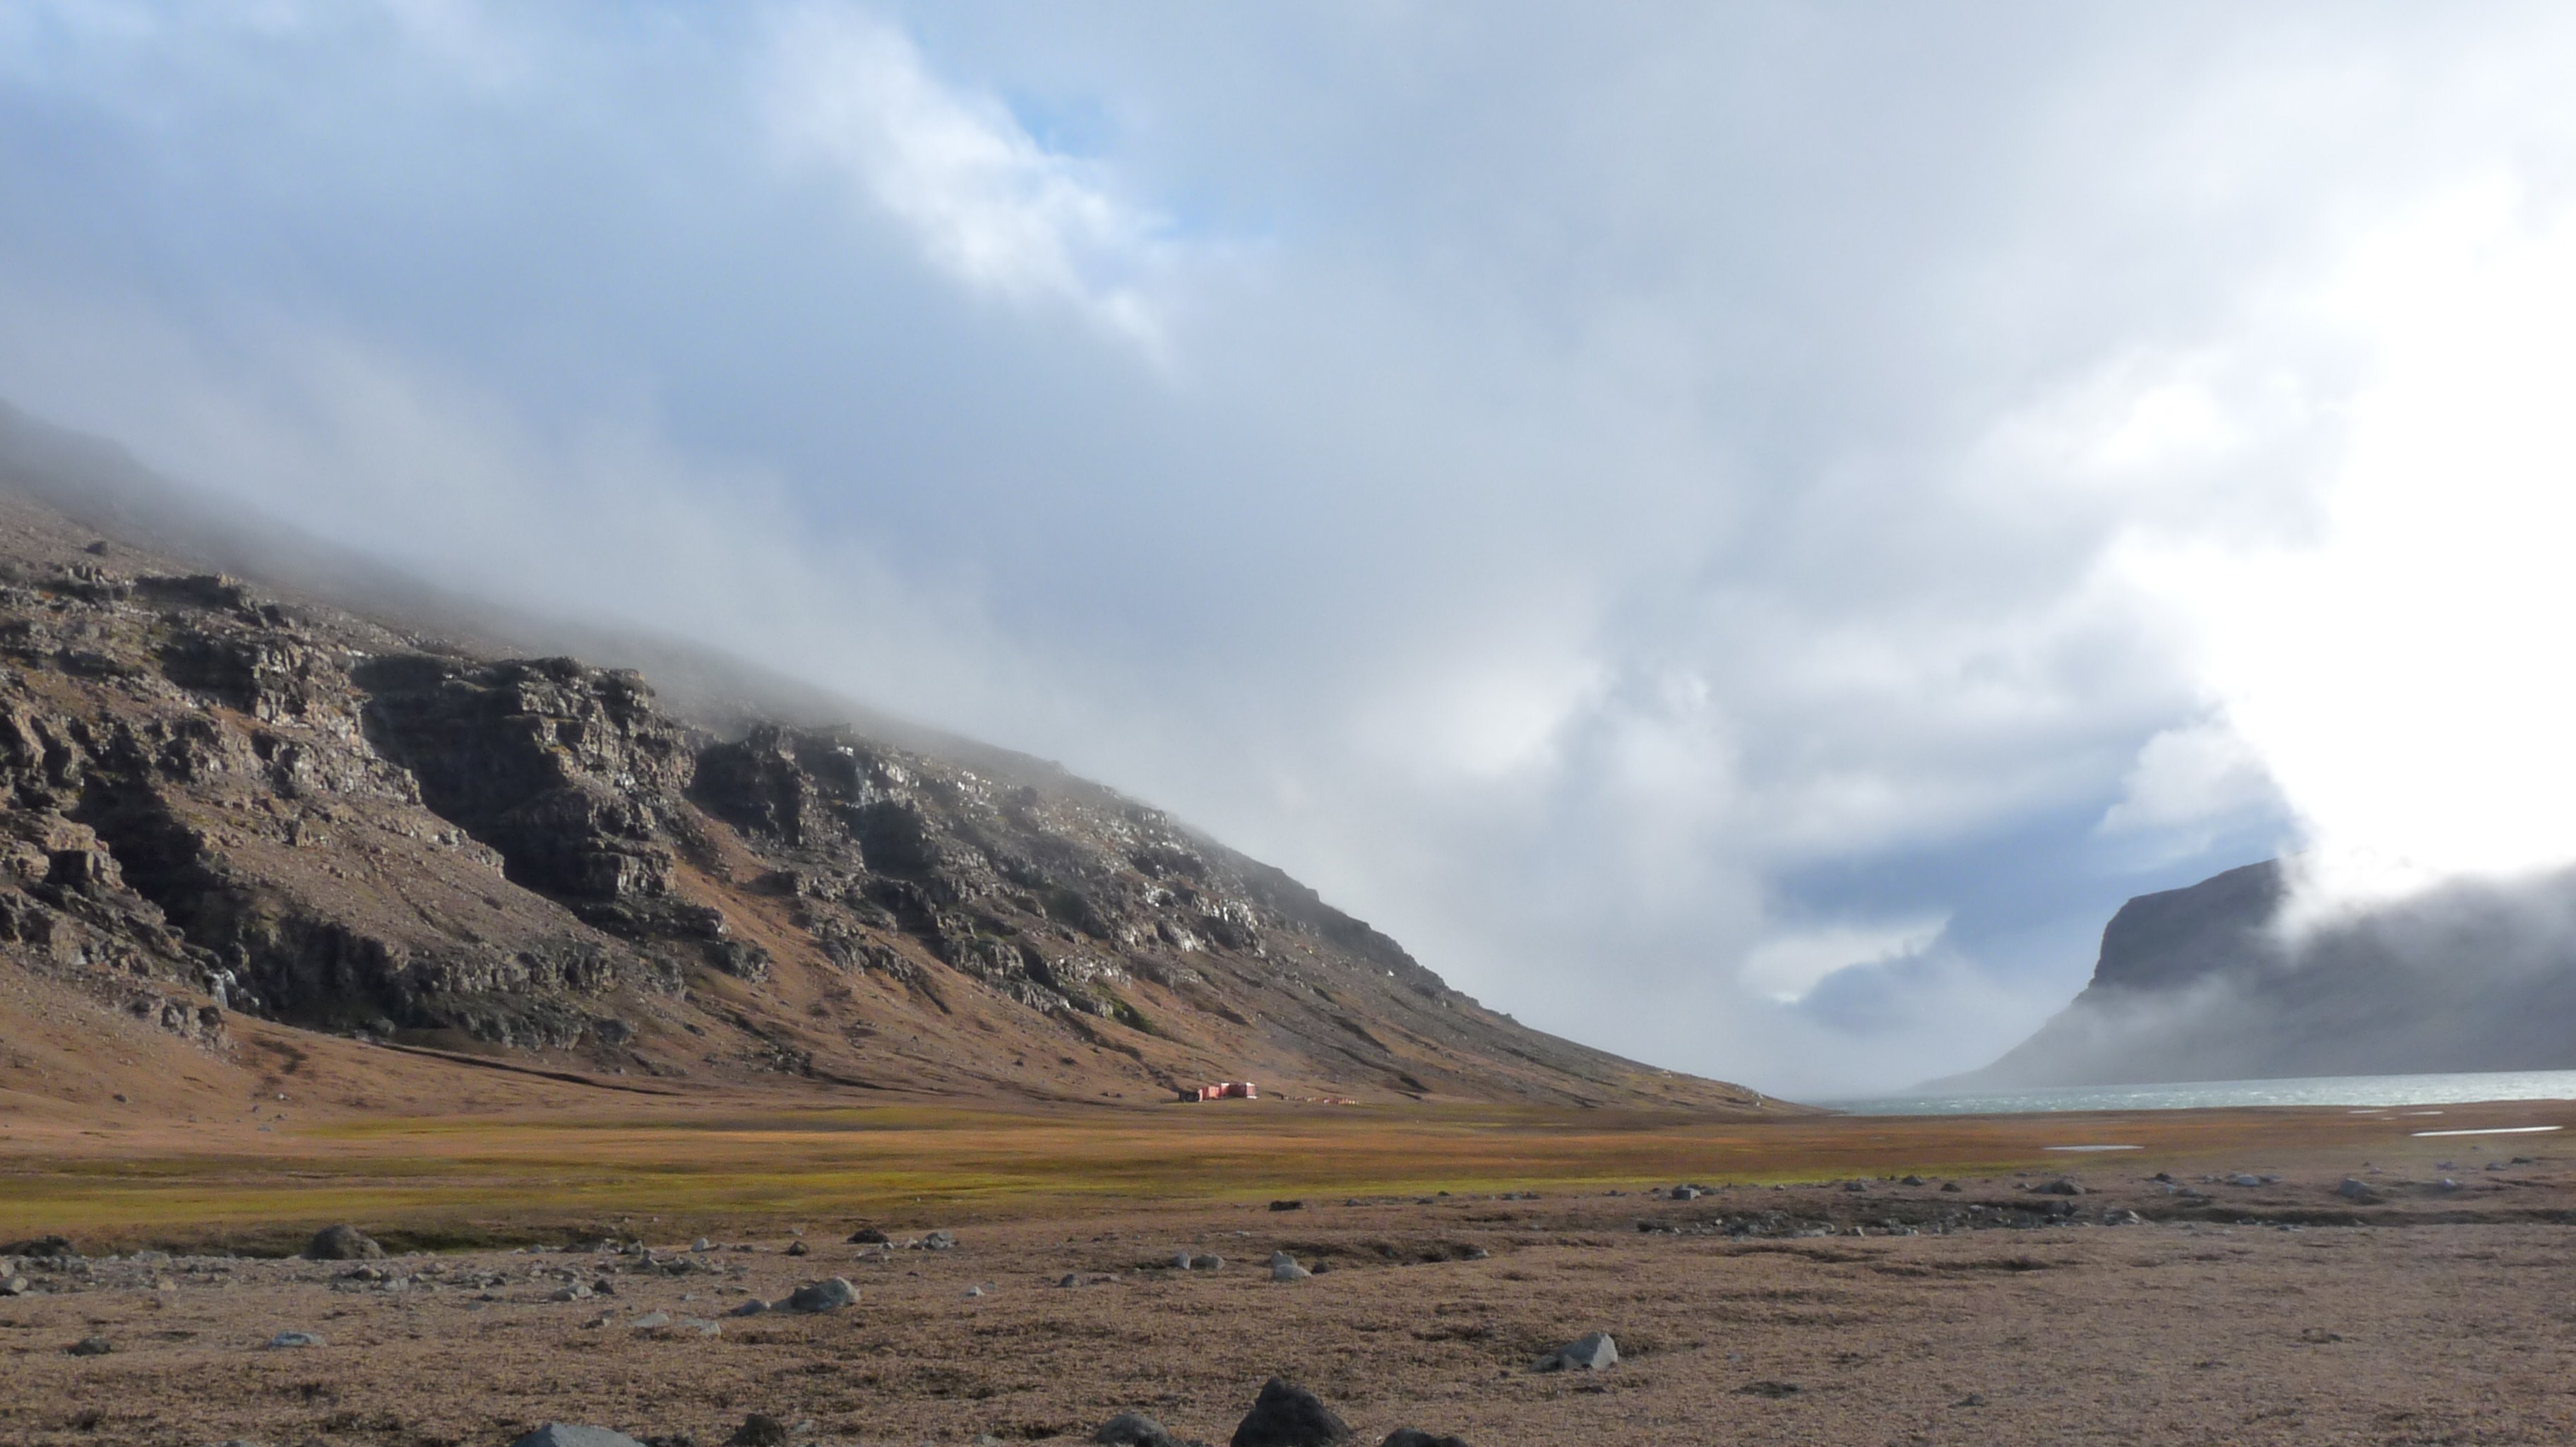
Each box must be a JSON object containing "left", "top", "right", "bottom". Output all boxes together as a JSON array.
[{"left": 0, "top": 457, "right": 1765, "bottom": 1111}]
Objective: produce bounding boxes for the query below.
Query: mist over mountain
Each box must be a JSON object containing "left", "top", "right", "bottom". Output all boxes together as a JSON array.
[
  {"left": 9, "top": 7, "right": 2576, "bottom": 1097},
  {"left": 0, "top": 411, "right": 1766, "bottom": 1111},
  {"left": 1953, "top": 859, "right": 2576, "bottom": 1088}
]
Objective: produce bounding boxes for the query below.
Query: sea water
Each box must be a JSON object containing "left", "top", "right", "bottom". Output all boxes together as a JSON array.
[{"left": 1827, "top": 1068, "right": 2576, "bottom": 1116}]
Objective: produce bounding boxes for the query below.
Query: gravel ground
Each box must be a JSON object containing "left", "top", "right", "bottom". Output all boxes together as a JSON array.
[{"left": 9, "top": 1162, "right": 2576, "bottom": 1447}]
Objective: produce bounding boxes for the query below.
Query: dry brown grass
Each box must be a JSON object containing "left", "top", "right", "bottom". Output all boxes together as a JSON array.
[{"left": 12, "top": 1090, "right": 2570, "bottom": 1254}]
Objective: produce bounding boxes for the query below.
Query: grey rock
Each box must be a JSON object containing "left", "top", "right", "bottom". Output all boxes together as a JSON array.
[
  {"left": 2228, "top": 1174, "right": 2264, "bottom": 1188},
  {"left": 266, "top": 1330, "right": 325, "bottom": 1349},
  {"left": 1229, "top": 1377, "right": 1352, "bottom": 1447},
  {"left": 1097, "top": 1412, "right": 1174, "bottom": 1446},
  {"left": 783, "top": 1275, "right": 857, "bottom": 1313},
  {"left": 629, "top": 1311, "right": 672, "bottom": 1328},
  {"left": 509, "top": 1427, "right": 650, "bottom": 1447},
  {"left": 724, "top": 1297, "right": 770, "bottom": 1317},
  {"left": 692, "top": 1237, "right": 713, "bottom": 1252},
  {"left": 66, "top": 1335, "right": 112, "bottom": 1356},
  {"left": 2337, "top": 1177, "right": 2381, "bottom": 1203},
  {"left": 847, "top": 1227, "right": 890, "bottom": 1244},
  {"left": 301, "top": 1224, "right": 384, "bottom": 1261},
  {"left": 1534, "top": 1331, "right": 1618, "bottom": 1372},
  {"left": 549, "top": 1284, "right": 595, "bottom": 1302},
  {"left": 922, "top": 1229, "right": 957, "bottom": 1251},
  {"left": 1173, "top": 1251, "right": 1196, "bottom": 1270},
  {"left": 727, "top": 1414, "right": 789, "bottom": 1447},
  {"left": 1, "top": 1275, "right": 27, "bottom": 1296},
  {"left": 1191, "top": 1254, "right": 1225, "bottom": 1271},
  {"left": 2032, "top": 1179, "right": 2085, "bottom": 1196},
  {"left": 1271, "top": 1258, "right": 1311, "bottom": 1281},
  {"left": 784, "top": 1240, "right": 809, "bottom": 1257},
  {"left": 1669, "top": 1185, "right": 1701, "bottom": 1201},
  {"left": 1059, "top": 1273, "right": 1081, "bottom": 1287}
]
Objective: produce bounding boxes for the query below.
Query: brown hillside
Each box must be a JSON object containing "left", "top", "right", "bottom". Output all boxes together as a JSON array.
[{"left": 0, "top": 440, "right": 1775, "bottom": 1120}]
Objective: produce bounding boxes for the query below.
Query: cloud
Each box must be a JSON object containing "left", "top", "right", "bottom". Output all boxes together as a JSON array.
[
  {"left": 1741, "top": 917, "right": 1950, "bottom": 1005},
  {"left": 2122, "top": 178, "right": 2576, "bottom": 908},
  {"left": 4, "top": 3, "right": 2575, "bottom": 1097},
  {"left": 764, "top": 5, "right": 1176, "bottom": 353},
  {"left": 2098, "top": 719, "right": 2281, "bottom": 850}
]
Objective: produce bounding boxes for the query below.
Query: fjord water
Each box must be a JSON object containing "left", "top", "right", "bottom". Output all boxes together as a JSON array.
[{"left": 1831, "top": 1068, "right": 2576, "bottom": 1116}]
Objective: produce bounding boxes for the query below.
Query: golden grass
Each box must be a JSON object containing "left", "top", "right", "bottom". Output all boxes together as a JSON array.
[{"left": 8, "top": 1095, "right": 2569, "bottom": 1253}]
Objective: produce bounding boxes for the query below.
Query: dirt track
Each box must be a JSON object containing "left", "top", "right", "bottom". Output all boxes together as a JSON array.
[{"left": 11, "top": 1150, "right": 2576, "bottom": 1447}]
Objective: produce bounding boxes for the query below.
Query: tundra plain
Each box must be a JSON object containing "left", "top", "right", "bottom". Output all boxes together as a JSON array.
[{"left": 8, "top": 1044, "right": 2576, "bottom": 1447}]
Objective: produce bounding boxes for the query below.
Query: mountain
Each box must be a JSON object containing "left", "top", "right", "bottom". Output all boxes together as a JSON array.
[
  {"left": 0, "top": 408, "right": 1770, "bottom": 1113},
  {"left": 1952, "top": 857, "right": 2576, "bottom": 1088}
]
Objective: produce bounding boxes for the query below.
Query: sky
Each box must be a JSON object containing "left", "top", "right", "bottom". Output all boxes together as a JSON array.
[{"left": 4, "top": 3, "right": 2576, "bottom": 1098}]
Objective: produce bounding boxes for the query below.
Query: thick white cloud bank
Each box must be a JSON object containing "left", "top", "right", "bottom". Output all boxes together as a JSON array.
[{"left": 4, "top": 3, "right": 2575, "bottom": 1097}]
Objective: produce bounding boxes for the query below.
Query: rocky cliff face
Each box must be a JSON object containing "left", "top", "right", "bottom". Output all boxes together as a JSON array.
[
  {"left": 1955, "top": 858, "right": 2576, "bottom": 1088},
  {"left": 0, "top": 476, "right": 1761, "bottom": 1111}
]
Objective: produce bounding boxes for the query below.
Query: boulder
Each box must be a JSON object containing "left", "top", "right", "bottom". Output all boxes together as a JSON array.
[
  {"left": 509, "top": 1428, "right": 650, "bottom": 1447},
  {"left": 1097, "top": 1412, "right": 1177, "bottom": 1446},
  {"left": 1381, "top": 1434, "right": 1470, "bottom": 1447},
  {"left": 785, "top": 1240, "right": 809, "bottom": 1257},
  {"left": 1191, "top": 1254, "right": 1225, "bottom": 1271},
  {"left": 1669, "top": 1186, "right": 1701, "bottom": 1201},
  {"left": 783, "top": 1276, "right": 857, "bottom": 1313},
  {"left": 1534, "top": 1331, "right": 1618, "bottom": 1372},
  {"left": 1229, "top": 1377, "right": 1351, "bottom": 1447},
  {"left": 922, "top": 1230, "right": 957, "bottom": 1251},
  {"left": 1271, "top": 1258, "right": 1311, "bottom": 1282},
  {"left": 847, "top": 1227, "right": 890, "bottom": 1244},
  {"left": 66, "top": 1335, "right": 112, "bottom": 1356},
  {"left": 266, "top": 1330, "right": 326, "bottom": 1349},
  {"left": 1173, "top": 1251, "right": 1196, "bottom": 1270},
  {"left": 302, "top": 1225, "right": 385, "bottom": 1261},
  {"left": 726, "top": 1298, "right": 771, "bottom": 1317},
  {"left": 2337, "top": 1177, "right": 2381, "bottom": 1203}
]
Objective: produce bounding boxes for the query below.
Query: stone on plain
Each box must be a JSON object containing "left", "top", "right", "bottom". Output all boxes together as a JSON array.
[
  {"left": 508, "top": 1427, "right": 650, "bottom": 1447},
  {"left": 1534, "top": 1331, "right": 1618, "bottom": 1372},
  {"left": 302, "top": 1224, "right": 384, "bottom": 1261},
  {"left": 1229, "top": 1376, "right": 1352, "bottom": 1447},
  {"left": 783, "top": 1276, "right": 857, "bottom": 1312},
  {"left": 1097, "top": 1411, "right": 1173, "bottom": 1446},
  {"left": 266, "top": 1330, "right": 325, "bottom": 1349}
]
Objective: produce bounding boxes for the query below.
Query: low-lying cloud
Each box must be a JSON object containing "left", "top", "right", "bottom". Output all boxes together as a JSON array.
[{"left": 3, "top": 3, "right": 2573, "bottom": 1097}]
